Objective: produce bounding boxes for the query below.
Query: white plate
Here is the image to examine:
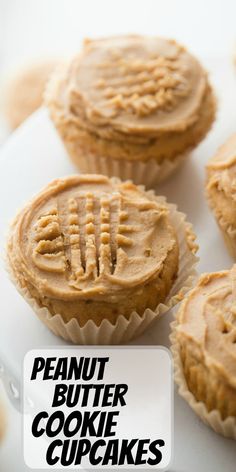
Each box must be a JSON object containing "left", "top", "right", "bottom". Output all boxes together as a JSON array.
[{"left": 0, "top": 56, "right": 236, "bottom": 471}]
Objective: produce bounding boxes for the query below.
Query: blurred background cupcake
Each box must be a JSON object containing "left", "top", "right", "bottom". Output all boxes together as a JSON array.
[
  {"left": 4, "top": 60, "right": 58, "bottom": 130},
  {"left": 46, "top": 35, "right": 216, "bottom": 187}
]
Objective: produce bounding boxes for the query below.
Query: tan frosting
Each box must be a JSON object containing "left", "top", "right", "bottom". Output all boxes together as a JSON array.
[
  {"left": 177, "top": 267, "right": 236, "bottom": 389},
  {"left": 9, "top": 175, "right": 178, "bottom": 303},
  {"left": 207, "top": 134, "right": 236, "bottom": 202},
  {"left": 57, "top": 35, "right": 208, "bottom": 139}
]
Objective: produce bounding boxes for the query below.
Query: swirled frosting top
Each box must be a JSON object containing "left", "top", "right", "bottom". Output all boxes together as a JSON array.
[
  {"left": 9, "top": 175, "right": 178, "bottom": 300},
  {"left": 177, "top": 267, "right": 236, "bottom": 388},
  {"left": 59, "top": 35, "right": 208, "bottom": 137}
]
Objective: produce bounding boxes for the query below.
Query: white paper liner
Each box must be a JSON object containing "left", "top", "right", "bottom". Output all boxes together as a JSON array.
[
  {"left": 65, "top": 140, "right": 188, "bottom": 188},
  {"left": 170, "top": 319, "right": 236, "bottom": 439},
  {"left": 6, "top": 191, "right": 198, "bottom": 345}
]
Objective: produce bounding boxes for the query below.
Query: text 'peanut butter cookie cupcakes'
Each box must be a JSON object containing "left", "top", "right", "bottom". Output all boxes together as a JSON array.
[
  {"left": 7, "top": 174, "right": 198, "bottom": 344},
  {"left": 206, "top": 134, "right": 236, "bottom": 258},
  {"left": 46, "top": 35, "right": 216, "bottom": 187},
  {"left": 171, "top": 266, "right": 236, "bottom": 439},
  {"left": 5, "top": 60, "right": 58, "bottom": 130}
]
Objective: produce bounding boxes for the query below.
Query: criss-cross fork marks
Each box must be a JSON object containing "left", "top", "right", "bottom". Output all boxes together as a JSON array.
[
  {"left": 95, "top": 55, "right": 189, "bottom": 116},
  {"left": 34, "top": 193, "right": 135, "bottom": 279}
]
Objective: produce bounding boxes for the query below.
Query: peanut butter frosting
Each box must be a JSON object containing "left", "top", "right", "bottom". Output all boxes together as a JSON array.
[
  {"left": 177, "top": 267, "right": 236, "bottom": 391},
  {"left": 206, "top": 135, "right": 236, "bottom": 250},
  {"left": 207, "top": 134, "right": 236, "bottom": 202},
  {"left": 51, "top": 35, "right": 208, "bottom": 141},
  {"left": 8, "top": 175, "right": 179, "bottom": 322}
]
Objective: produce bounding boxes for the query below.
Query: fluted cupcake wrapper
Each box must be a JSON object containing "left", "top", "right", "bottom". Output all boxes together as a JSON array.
[
  {"left": 170, "top": 319, "right": 236, "bottom": 439},
  {"left": 6, "top": 192, "right": 198, "bottom": 345},
  {"left": 64, "top": 139, "right": 188, "bottom": 188}
]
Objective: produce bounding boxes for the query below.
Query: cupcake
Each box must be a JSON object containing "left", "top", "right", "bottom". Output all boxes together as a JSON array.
[
  {"left": 171, "top": 266, "right": 236, "bottom": 438},
  {"left": 206, "top": 134, "right": 236, "bottom": 258},
  {"left": 46, "top": 35, "right": 216, "bottom": 187},
  {"left": 5, "top": 60, "right": 58, "bottom": 129},
  {"left": 7, "top": 174, "right": 197, "bottom": 344}
]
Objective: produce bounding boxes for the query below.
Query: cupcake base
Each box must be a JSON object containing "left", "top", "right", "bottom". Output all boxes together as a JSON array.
[
  {"left": 64, "top": 140, "right": 188, "bottom": 188},
  {"left": 170, "top": 320, "right": 236, "bottom": 439}
]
